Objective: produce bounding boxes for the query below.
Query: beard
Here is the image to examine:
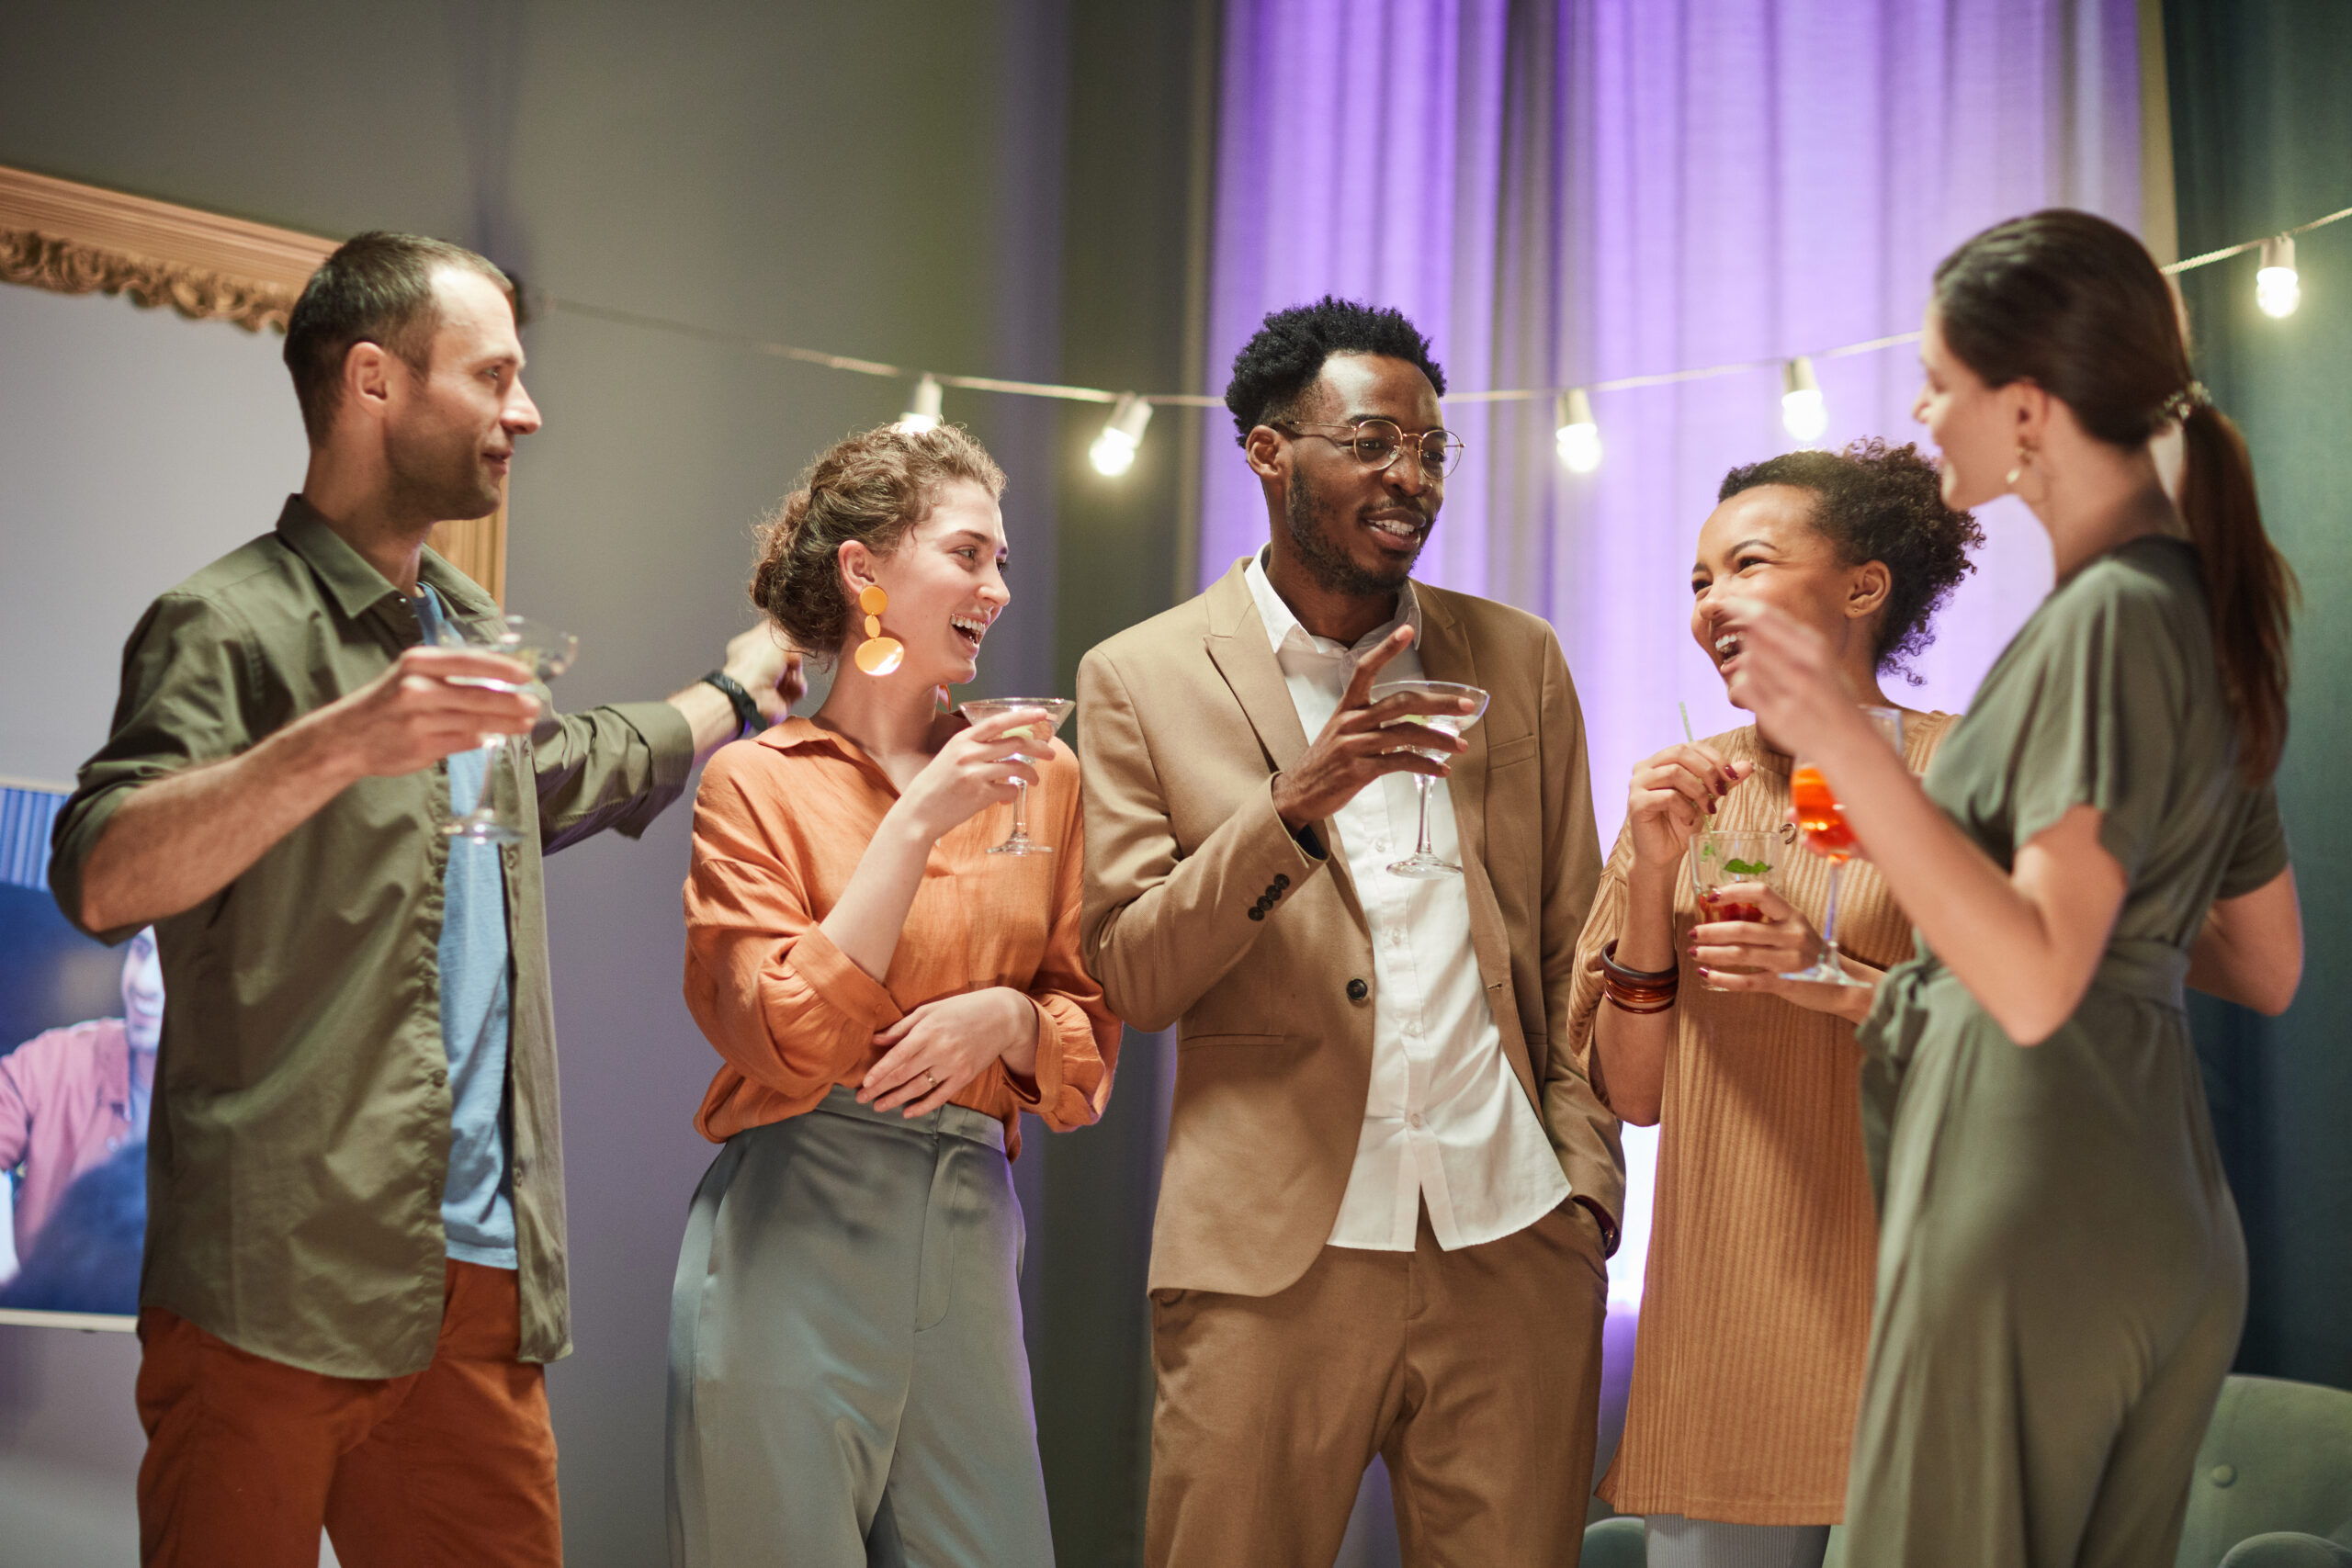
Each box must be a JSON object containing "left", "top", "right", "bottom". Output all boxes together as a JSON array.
[
  {"left": 1283, "top": 465, "right": 1427, "bottom": 597},
  {"left": 383, "top": 412, "right": 503, "bottom": 527}
]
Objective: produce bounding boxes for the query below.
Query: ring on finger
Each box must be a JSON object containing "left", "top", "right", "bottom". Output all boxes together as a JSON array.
[{"left": 923, "top": 1069, "right": 937, "bottom": 1088}]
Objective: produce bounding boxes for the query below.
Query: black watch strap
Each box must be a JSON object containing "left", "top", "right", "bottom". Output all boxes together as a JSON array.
[{"left": 701, "top": 670, "right": 763, "bottom": 737}]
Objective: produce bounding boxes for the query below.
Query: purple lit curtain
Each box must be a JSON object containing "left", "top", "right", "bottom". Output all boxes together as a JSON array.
[
  {"left": 1199, "top": 0, "right": 2149, "bottom": 1330},
  {"left": 1202, "top": 0, "right": 2146, "bottom": 822}
]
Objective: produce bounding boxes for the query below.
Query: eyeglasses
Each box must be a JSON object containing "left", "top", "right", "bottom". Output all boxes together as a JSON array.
[{"left": 1275, "top": 419, "right": 1465, "bottom": 479}]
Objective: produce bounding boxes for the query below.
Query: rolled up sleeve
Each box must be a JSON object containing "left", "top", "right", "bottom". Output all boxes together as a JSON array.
[
  {"left": 51, "top": 593, "right": 259, "bottom": 943},
  {"left": 683, "top": 778, "right": 907, "bottom": 1107},
  {"left": 1005, "top": 784, "right": 1121, "bottom": 1130}
]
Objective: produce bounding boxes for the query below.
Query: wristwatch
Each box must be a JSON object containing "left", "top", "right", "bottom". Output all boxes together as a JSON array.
[{"left": 701, "top": 670, "right": 763, "bottom": 738}]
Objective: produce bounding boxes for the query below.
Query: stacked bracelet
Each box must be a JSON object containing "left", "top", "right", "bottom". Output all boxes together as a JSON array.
[{"left": 1600, "top": 940, "right": 1679, "bottom": 1015}]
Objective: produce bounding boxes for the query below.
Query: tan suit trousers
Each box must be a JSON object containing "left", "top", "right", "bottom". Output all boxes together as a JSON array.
[{"left": 1148, "top": 1201, "right": 1607, "bottom": 1568}]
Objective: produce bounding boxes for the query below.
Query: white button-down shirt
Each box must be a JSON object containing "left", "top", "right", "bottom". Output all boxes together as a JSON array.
[{"left": 1244, "top": 554, "right": 1572, "bottom": 1252}]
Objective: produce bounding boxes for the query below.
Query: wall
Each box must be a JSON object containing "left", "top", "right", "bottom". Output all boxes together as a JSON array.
[
  {"left": 2165, "top": 0, "right": 2352, "bottom": 1393},
  {"left": 0, "top": 2, "right": 1204, "bottom": 1562}
]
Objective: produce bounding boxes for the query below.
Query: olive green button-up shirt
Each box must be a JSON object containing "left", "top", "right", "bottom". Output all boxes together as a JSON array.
[{"left": 50, "top": 497, "right": 694, "bottom": 1379}]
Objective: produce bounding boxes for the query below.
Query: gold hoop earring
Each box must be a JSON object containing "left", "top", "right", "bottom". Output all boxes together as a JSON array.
[{"left": 854, "top": 583, "right": 904, "bottom": 675}]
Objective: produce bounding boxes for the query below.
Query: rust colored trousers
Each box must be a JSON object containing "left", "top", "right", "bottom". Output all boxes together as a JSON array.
[{"left": 135, "top": 1259, "right": 560, "bottom": 1568}]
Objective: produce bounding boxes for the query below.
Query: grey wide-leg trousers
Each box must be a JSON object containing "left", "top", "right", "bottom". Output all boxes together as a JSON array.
[{"left": 666, "top": 1086, "right": 1054, "bottom": 1568}]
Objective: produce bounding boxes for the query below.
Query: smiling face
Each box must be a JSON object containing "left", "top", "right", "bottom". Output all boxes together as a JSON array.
[
  {"left": 119, "top": 926, "right": 164, "bottom": 1054},
  {"left": 1690, "top": 485, "right": 1884, "bottom": 701},
  {"left": 1911, "top": 307, "right": 2020, "bottom": 512},
  {"left": 842, "top": 479, "right": 1010, "bottom": 689},
  {"left": 379, "top": 267, "right": 542, "bottom": 525},
  {"left": 1262, "top": 352, "right": 1444, "bottom": 597}
]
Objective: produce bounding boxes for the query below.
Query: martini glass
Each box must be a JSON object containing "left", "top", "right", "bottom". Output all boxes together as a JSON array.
[
  {"left": 1369, "top": 680, "right": 1489, "bottom": 878},
  {"left": 438, "top": 615, "right": 577, "bottom": 845},
  {"left": 957, "top": 697, "right": 1075, "bottom": 855},
  {"left": 1779, "top": 705, "right": 1902, "bottom": 987}
]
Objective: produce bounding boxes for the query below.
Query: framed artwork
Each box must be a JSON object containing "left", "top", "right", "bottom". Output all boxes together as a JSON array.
[
  {"left": 0, "top": 783, "right": 144, "bottom": 1328},
  {"left": 0, "top": 162, "right": 507, "bottom": 598}
]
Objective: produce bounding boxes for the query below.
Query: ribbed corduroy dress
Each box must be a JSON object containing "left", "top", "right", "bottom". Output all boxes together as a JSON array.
[{"left": 1566, "top": 714, "right": 1951, "bottom": 1525}]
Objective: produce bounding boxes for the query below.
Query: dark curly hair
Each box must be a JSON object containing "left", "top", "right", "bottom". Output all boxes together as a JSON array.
[
  {"left": 1225, "top": 296, "right": 1447, "bottom": 443},
  {"left": 1717, "top": 439, "right": 1984, "bottom": 682},
  {"left": 750, "top": 423, "right": 1006, "bottom": 663}
]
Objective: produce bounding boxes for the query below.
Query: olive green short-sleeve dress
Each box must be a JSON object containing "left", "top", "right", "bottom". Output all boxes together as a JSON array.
[{"left": 1844, "top": 536, "right": 2290, "bottom": 1567}]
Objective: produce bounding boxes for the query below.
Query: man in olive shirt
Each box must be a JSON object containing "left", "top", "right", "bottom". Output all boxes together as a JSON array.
[{"left": 49, "top": 232, "right": 799, "bottom": 1568}]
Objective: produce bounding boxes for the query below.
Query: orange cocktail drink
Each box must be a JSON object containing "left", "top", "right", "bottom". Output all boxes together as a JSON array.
[{"left": 1790, "top": 764, "right": 1857, "bottom": 863}]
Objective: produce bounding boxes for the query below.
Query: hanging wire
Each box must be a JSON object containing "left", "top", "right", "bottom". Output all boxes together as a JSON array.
[{"left": 535, "top": 200, "right": 2351, "bottom": 414}]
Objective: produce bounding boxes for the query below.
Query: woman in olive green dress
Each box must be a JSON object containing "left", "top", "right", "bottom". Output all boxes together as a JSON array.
[{"left": 1721, "top": 209, "right": 2303, "bottom": 1567}]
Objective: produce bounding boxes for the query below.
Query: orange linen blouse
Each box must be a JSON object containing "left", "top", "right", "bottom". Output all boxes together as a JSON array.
[
  {"left": 682, "top": 716, "right": 1119, "bottom": 1158},
  {"left": 1566, "top": 716, "right": 1951, "bottom": 1524}
]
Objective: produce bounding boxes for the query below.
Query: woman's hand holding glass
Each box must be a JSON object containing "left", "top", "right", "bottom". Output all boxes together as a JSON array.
[
  {"left": 1625, "top": 742, "right": 1755, "bottom": 873},
  {"left": 857, "top": 987, "right": 1039, "bottom": 1117},
  {"left": 888, "top": 706, "right": 1046, "bottom": 844},
  {"left": 1689, "top": 883, "right": 1875, "bottom": 1019}
]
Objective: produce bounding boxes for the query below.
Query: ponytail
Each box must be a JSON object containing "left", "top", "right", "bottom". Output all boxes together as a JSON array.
[
  {"left": 2177, "top": 400, "right": 2298, "bottom": 782},
  {"left": 1929, "top": 210, "right": 2299, "bottom": 783}
]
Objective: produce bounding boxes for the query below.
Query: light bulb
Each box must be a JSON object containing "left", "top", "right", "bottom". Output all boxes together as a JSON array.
[
  {"left": 2256, "top": 234, "right": 2299, "bottom": 319},
  {"left": 1089, "top": 392, "right": 1153, "bottom": 477},
  {"left": 1554, "top": 388, "right": 1601, "bottom": 473},
  {"left": 896, "top": 375, "right": 943, "bottom": 434},
  {"left": 1781, "top": 356, "right": 1828, "bottom": 444}
]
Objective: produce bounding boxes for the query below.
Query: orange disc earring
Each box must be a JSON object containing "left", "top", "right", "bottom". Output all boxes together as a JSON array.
[{"left": 854, "top": 583, "right": 905, "bottom": 676}]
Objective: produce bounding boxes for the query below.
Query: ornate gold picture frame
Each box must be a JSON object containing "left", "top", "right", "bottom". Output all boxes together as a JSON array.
[{"left": 0, "top": 164, "right": 507, "bottom": 600}]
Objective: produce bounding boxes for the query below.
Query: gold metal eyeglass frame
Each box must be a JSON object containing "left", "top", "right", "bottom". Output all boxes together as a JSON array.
[{"left": 1273, "top": 418, "right": 1466, "bottom": 479}]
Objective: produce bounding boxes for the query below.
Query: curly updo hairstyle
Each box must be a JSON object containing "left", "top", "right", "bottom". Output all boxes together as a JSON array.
[
  {"left": 1718, "top": 439, "right": 1984, "bottom": 682},
  {"left": 750, "top": 423, "right": 1007, "bottom": 663},
  {"left": 1225, "top": 296, "right": 1447, "bottom": 444}
]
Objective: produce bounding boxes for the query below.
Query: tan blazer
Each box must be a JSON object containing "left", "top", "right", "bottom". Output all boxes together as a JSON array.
[{"left": 1079, "top": 558, "right": 1622, "bottom": 1299}]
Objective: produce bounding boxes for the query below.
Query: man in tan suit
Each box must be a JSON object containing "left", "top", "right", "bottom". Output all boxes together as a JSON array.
[{"left": 1079, "top": 298, "right": 1623, "bottom": 1566}]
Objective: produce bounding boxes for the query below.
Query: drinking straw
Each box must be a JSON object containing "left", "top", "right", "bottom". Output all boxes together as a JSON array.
[{"left": 1679, "top": 701, "right": 1695, "bottom": 744}]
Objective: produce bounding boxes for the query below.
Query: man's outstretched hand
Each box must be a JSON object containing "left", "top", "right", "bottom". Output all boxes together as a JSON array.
[
  {"left": 723, "top": 623, "right": 807, "bottom": 720},
  {"left": 1270, "top": 626, "right": 1472, "bottom": 830}
]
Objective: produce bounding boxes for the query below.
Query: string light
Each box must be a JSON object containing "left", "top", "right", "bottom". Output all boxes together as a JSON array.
[
  {"left": 540, "top": 199, "right": 2347, "bottom": 464},
  {"left": 895, "top": 375, "right": 943, "bottom": 433},
  {"left": 1089, "top": 393, "right": 1153, "bottom": 477},
  {"left": 1554, "top": 388, "right": 1601, "bottom": 472},
  {"left": 2256, "top": 234, "right": 2300, "bottom": 318},
  {"left": 1780, "top": 356, "right": 1827, "bottom": 444}
]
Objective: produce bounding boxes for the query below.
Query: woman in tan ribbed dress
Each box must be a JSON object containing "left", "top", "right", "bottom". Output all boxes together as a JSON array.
[{"left": 1566, "top": 442, "right": 1982, "bottom": 1568}]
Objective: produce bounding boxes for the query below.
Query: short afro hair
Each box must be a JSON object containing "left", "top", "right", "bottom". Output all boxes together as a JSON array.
[
  {"left": 1718, "top": 439, "right": 1984, "bottom": 682},
  {"left": 1225, "top": 296, "right": 1447, "bottom": 444}
]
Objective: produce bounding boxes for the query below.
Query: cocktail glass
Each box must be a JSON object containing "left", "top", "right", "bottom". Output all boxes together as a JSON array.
[
  {"left": 1690, "top": 828, "right": 1781, "bottom": 988},
  {"left": 1369, "top": 680, "right": 1490, "bottom": 879},
  {"left": 438, "top": 615, "right": 576, "bottom": 846},
  {"left": 1779, "top": 705, "right": 1902, "bottom": 987},
  {"left": 957, "top": 697, "right": 1075, "bottom": 855}
]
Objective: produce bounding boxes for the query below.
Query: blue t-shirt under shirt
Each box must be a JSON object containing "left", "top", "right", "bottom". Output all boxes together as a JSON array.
[{"left": 416, "top": 587, "right": 518, "bottom": 1270}]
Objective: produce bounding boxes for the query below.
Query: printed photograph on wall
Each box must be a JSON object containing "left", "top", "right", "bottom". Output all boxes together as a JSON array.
[{"left": 0, "top": 783, "right": 147, "bottom": 1326}]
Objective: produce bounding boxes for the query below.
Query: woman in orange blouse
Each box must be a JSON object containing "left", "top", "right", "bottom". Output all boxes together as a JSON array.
[
  {"left": 1566, "top": 443, "right": 1980, "bottom": 1568},
  {"left": 665, "top": 423, "right": 1119, "bottom": 1568}
]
